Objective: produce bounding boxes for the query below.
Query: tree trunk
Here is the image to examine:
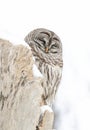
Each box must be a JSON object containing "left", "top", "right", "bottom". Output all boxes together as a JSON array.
[{"left": 0, "top": 39, "right": 54, "bottom": 130}]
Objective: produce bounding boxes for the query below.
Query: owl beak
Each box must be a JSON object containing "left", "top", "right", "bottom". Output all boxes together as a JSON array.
[{"left": 45, "top": 47, "right": 49, "bottom": 53}]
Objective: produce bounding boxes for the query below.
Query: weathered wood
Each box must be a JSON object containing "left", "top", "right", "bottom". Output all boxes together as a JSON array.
[{"left": 0, "top": 39, "right": 54, "bottom": 130}]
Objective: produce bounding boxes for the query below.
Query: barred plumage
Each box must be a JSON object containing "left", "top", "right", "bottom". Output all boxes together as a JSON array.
[{"left": 24, "top": 28, "right": 63, "bottom": 105}]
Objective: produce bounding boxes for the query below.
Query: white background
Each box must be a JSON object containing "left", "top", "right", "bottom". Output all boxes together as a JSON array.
[{"left": 0, "top": 0, "right": 90, "bottom": 130}]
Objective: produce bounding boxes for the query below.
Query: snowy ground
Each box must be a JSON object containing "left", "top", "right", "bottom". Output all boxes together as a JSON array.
[{"left": 0, "top": 0, "right": 90, "bottom": 130}]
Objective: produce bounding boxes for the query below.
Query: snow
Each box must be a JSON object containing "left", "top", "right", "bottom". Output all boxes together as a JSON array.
[
  {"left": 0, "top": 0, "right": 90, "bottom": 130},
  {"left": 33, "top": 64, "right": 43, "bottom": 78},
  {"left": 41, "top": 105, "right": 53, "bottom": 113}
]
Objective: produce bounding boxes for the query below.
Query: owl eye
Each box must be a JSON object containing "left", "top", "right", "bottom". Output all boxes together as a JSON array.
[
  {"left": 38, "top": 38, "right": 46, "bottom": 44},
  {"left": 51, "top": 44, "right": 58, "bottom": 48}
]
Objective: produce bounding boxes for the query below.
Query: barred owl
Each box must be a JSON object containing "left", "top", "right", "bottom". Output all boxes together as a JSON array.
[{"left": 24, "top": 28, "right": 63, "bottom": 105}]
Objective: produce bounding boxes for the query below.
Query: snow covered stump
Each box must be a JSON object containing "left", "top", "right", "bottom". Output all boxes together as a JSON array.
[{"left": 0, "top": 39, "right": 54, "bottom": 130}]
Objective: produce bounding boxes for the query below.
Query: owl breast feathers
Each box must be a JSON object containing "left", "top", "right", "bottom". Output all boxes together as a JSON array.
[{"left": 24, "top": 28, "right": 63, "bottom": 105}]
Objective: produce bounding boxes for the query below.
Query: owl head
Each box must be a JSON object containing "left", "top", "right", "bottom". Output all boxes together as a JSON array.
[{"left": 24, "top": 28, "right": 62, "bottom": 66}]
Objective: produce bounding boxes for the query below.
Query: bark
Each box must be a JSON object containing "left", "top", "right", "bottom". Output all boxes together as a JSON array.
[{"left": 0, "top": 39, "right": 54, "bottom": 130}]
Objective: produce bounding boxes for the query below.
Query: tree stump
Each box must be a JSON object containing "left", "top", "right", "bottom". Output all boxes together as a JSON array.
[{"left": 0, "top": 39, "right": 54, "bottom": 130}]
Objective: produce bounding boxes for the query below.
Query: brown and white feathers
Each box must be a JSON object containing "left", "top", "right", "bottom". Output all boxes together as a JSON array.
[{"left": 24, "top": 28, "right": 63, "bottom": 105}]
